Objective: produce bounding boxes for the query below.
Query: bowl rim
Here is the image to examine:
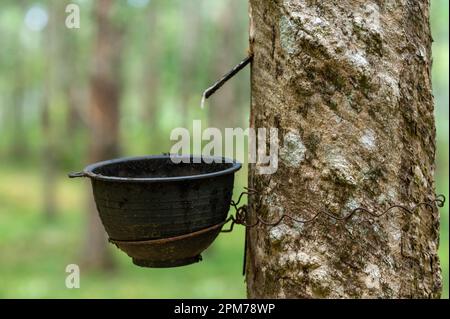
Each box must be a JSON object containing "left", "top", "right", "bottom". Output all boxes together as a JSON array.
[{"left": 82, "top": 154, "right": 242, "bottom": 183}]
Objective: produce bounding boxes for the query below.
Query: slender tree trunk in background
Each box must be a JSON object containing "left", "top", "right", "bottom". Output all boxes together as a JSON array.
[
  {"left": 246, "top": 0, "right": 441, "bottom": 298},
  {"left": 141, "top": 3, "right": 160, "bottom": 148},
  {"left": 41, "top": 93, "right": 57, "bottom": 221},
  {"left": 11, "top": 79, "right": 27, "bottom": 159},
  {"left": 83, "top": 0, "right": 123, "bottom": 270},
  {"left": 179, "top": 0, "right": 200, "bottom": 127},
  {"left": 54, "top": 1, "right": 84, "bottom": 136},
  {"left": 41, "top": 3, "right": 59, "bottom": 221},
  {"left": 209, "top": 0, "right": 239, "bottom": 130},
  {"left": 9, "top": 3, "right": 28, "bottom": 160},
  {"left": 66, "top": 86, "right": 85, "bottom": 133},
  {"left": 63, "top": 31, "right": 85, "bottom": 134}
]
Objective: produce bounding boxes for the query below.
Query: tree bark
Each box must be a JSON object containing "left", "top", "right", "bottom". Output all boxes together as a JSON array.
[
  {"left": 83, "top": 0, "right": 123, "bottom": 270},
  {"left": 246, "top": 0, "right": 441, "bottom": 298}
]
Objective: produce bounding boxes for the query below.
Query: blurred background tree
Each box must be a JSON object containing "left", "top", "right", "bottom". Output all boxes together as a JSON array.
[
  {"left": 83, "top": 0, "right": 124, "bottom": 271},
  {"left": 0, "top": 0, "right": 447, "bottom": 298}
]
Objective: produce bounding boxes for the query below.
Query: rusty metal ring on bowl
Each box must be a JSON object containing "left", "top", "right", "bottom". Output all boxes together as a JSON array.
[
  {"left": 109, "top": 220, "right": 228, "bottom": 245},
  {"left": 108, "top": 220, "right": 228, "bottom": 268}
]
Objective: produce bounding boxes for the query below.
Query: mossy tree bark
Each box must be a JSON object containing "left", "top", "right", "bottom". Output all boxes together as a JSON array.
[{"left": 246, "top": 0, "right": 441, "bottom": 298}]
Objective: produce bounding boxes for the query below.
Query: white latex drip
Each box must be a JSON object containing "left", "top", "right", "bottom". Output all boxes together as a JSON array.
[{"left": 200, "top": 92, "right": 206, "bottom": 109}]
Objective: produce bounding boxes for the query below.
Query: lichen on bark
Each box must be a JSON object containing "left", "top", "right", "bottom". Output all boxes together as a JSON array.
[{"left": 247, "top": 0, "right": 441, "bottom": 298}]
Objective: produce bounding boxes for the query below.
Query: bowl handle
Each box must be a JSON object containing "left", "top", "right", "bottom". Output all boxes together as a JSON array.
[{"left": 68, "top": 171, "right": 86, "bottom": 178}]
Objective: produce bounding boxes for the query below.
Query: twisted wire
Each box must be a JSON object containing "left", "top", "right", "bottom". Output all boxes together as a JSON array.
[{"left": 221, "top": 188, "right": 446, "bottom": 232}]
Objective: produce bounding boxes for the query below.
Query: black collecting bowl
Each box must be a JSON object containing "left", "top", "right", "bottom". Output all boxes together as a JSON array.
[{"left": 69, "top": 155, "right": 241, "bottom": 267}]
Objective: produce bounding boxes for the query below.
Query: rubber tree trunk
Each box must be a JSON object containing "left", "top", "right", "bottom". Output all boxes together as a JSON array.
[
  {"left": 83, "top": 0, "right": 123, "bottom": 270},
  {"left": 246, "top": 0, "right": 441, "bottom": 298}
]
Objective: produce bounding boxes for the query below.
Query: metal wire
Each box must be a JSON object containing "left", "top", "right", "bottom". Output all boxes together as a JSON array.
[{"left": 221, "top": 189, "right": 446, "bottom": 232}]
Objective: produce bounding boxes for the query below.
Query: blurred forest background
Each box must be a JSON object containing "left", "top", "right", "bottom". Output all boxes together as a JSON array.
[{"left": 0, "top": 0, "right": 448, "bottom": 298}]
